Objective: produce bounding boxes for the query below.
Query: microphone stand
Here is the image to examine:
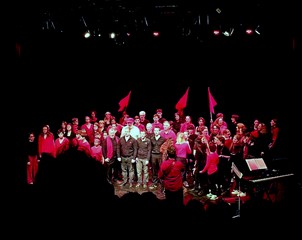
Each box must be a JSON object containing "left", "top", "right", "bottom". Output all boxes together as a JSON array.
[{"left": 231, "top": 162, "right": 243, "bottom": 219}]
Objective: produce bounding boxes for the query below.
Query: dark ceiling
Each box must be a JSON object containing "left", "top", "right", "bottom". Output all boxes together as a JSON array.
[
  {"left": 14, "top": 1, "right": 296, "bottom": 146},
  {"left": 14, "top": 1, "right": 278, "bottom": 39},
  {"left": 15, "top": 0, "right": 298, "bottom": 53}
]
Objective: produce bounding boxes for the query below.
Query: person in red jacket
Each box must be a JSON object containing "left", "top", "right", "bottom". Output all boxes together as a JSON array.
[
  {"left": 38, "top": 125, "right": 56, "bottom": 159},
  {"left": 54, "top": 129, "right": 70, "bottom": 158},
  {"left": 158, "top": 145, "right": 185, "bottom": 209},
  {"left": 36, "top": 125, "right": 56, "bottom": 184}
]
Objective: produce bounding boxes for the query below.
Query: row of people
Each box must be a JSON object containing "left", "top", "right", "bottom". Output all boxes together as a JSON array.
[{"left": 25, "top": 109, "right": 282, "bottom": 200}]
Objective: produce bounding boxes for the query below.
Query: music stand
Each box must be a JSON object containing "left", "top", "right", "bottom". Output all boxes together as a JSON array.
[
  {"left": 231, "top": 162, "right": 243, "bottom": 219},
  {"left": 245, "top": 158, "right": 268, "bottom": 172}
]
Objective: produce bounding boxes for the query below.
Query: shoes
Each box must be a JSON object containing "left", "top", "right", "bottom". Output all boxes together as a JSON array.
[
  {"left": 210, "top": 194, "right": 218, "bottom": 200},
  {"left": 136, "top": 183, "right": 141, "bottom": 188},
  {"left": 237, "top": 191, "right": 246, "bottom": 197},
  {"left": 206, "top": 193, "right": 213, "bottom": 198},
  {"left": 231, "top": 189, "right": 239, "bottom": 195},
  {"left": 143, "top": 184, "right": 147, "bottom": 189},
  {"left": 231, "top": 189, "right": 246, "bottom": 197},
  {"left": 118, "top": 181, "right": 127, "bottom": 186},
  {"left": 129, "top": 183, "right": 133, "bottom": 188},
  {"left": 183, "top": 181, "right": 189, "bottom": 188},
  {"left": 116, "top": 180, "right": 124, "bottom": 185},
  {"left": 149, "top": 184, "right": 157, "bottom": 190}
]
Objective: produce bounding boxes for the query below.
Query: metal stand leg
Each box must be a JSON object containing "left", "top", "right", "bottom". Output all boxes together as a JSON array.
[{"left": 233, "top": 180, "right": 241, "bottom": 218}]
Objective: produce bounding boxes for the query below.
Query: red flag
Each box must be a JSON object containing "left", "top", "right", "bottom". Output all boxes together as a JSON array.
[
  {"left": 208, "top": 87, "right": 217, "bottom": 114},
  {"left": 175, "top": 87, "right": 190, "bottom": 111},
  {"left": 118, "top": 91, "right": 131, "bottom": 112}
]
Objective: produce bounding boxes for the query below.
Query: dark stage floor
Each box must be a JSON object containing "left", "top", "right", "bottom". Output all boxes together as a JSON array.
[{"left": 113, "top": 171, "right": 301, "bottom": 211}]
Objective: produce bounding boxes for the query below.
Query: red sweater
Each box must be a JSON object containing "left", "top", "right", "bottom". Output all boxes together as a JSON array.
[
  {"left": 200, "top": 152, "right": 219, "bottom": 175},
  {"left": 38, "top": 133, "right": 55, "bottom": 158},
  {"left": 158, "top": 159, "right": 184, "bottom": 192},
  {"left": 54, "top": 137, "right": 70, "bottom": 157}
]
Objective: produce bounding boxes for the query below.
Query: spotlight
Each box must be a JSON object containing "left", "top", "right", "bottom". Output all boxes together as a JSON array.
[
  {"left": 109, "top": 32, "right": 116, "bottom": 39},
  {"left": 222, "top": 28, "right": 234, "bottom": 37},
  {"left": 213, "top": 29, "right": 220, "bottom": 36},
  {"left": 255, "top": 25, "right": 261, "bottom": 35},
  {"left": 83, "top": 30, "right": 91, "bottom": 38},
  {"left": 152, "top": 31, "right": 160, "bottom": 37},
  {"left": 245, "top": 28, "right": 253, "bottom": 35}
]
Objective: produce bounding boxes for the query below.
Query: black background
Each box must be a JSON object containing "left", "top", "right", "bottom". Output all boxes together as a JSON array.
[{"left": 13, "top": 0, "right": 299, "bottom": 186}]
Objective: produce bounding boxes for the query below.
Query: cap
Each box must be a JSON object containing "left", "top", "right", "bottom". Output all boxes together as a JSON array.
[
  {"left": 127, "top": 117, "right": 134, "bottom": 123},
  {"left": 156, "top": 109, "right": 162, "bottom": 113}
]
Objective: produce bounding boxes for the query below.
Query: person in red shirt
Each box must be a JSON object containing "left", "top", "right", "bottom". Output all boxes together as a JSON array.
[
  {"left": 199, "top": 141, "right": 220, "bottom": 197},
  {"left": 90, "top": 138, "right": 103, "bottom": 164},
  {"left": 38, "top": 125, "right": 56, "bottom": 159},
  {"left": 158, "top": 145, "right": 185, "bottom": 209},
  {"left": 54, "top": 129, "right": 70, "bottom": 158},
  {"left": 268, "top": 118, "right": 281, "bottom": 167},
  {"left": 75, "top": 130, "right": 91, "bottom": 157}
]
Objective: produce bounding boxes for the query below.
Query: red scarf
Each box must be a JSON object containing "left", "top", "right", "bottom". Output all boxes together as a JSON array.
[{"left": 106, "top": 136, "right": 118, "bottom": 159}]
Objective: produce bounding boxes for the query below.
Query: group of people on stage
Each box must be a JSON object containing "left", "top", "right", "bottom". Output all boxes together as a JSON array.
[{"left": 24, "top": 107, "right": 282, "bottom": 206}]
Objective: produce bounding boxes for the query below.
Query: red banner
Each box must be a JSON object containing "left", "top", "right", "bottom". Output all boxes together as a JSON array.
[
  {"left": 118, "top": 91, "right": 131, "bottom": 112},
  {"left": 208, "top": 87, "right": 217, "bottom": 114},
  {"left": 175, "top": 87, "right": 190, "bottom": 111}
]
